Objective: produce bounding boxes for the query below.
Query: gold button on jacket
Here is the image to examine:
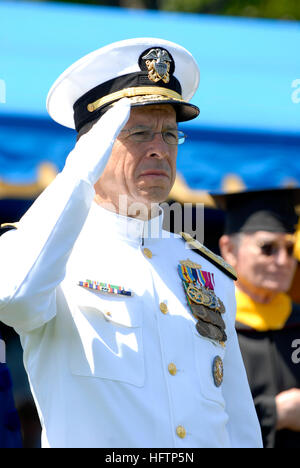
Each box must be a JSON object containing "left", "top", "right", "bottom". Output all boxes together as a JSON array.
[
  {"left": 176, "top": 425, "right": 186, "bottom": 439},
  {"left": 143, "top": 247, "right": 152, "bottom": 259},
  {"left": 159, "top": 302, "right": 168, "bottom": 314},
  {"left": 168, "top": 363, "right": 177, "bottom": 375}
]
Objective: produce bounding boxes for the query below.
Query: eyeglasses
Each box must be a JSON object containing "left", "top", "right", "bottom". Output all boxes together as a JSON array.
[
  {"left": 257, "top": 241, "right": 295, "bottom": 258},
  {"left": 120, "top": 128, "right": 187, "bottom": 145}
]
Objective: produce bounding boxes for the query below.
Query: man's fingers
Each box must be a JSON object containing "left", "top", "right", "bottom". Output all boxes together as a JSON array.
[
  {"left": 84, "top": 98, "right": 131, "bottom": 144},
  {"left": 63, "top": 98, "right": 131, "bottom": 185}
]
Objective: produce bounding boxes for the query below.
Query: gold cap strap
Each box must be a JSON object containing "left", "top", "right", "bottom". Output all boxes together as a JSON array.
[{"left": 87, "top": 86, "right": 183, "bottom": 112}]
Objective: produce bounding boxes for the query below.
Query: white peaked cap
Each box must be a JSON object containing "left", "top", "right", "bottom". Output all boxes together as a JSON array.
[{"left": 47, "top": 37, "right": 200, "bottom": 131}]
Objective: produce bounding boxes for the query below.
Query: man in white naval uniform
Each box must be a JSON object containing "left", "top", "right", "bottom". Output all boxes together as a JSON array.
[{"left": 0, "top": 38, "right": 262, "bottom": 448}]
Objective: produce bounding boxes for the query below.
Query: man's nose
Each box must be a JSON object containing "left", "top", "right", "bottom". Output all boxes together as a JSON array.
[
  {"left": 147, "top": 132, "right": 171, "bottom": 159},
  {"left": 275, "top": 246, "right": 293, "bottom": 265}
]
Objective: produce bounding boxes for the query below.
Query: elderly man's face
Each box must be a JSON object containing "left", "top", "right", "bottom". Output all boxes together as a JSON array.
[
  {"left": 94, "top": 104, "right": 178, "bottom": 212},
  {"left": 233, "top": 231, "right": 297, "bottom": 294}
]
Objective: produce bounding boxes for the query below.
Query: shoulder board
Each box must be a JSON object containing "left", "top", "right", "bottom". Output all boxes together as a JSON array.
[
  {"left": 180, "top": 231, "right": 237, "bottom": 281},
  {"left": 0, "top": 222, "right": 18, "bottom": 236}
]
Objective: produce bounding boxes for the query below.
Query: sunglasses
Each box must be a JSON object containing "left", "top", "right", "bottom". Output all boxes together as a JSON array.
[{"left": 257, "top": 241, "right": 295, "bottom": 257}]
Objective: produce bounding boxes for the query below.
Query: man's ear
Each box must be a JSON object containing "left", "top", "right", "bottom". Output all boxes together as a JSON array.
[{"left": 219, "top": 235, "right": 238, "bottom": 269}]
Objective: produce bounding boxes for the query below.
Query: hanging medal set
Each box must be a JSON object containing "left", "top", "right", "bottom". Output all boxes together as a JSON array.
[{"left": 178, "top": 260, "right": 227, "bottom": 344}]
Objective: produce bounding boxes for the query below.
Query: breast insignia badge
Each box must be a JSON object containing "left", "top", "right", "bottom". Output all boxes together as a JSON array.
[
  {"left": 78, "top": 280, "right": 132, "bottom": 296},
  {"left": 178, "top": 259, "right": 227, "bottom": 344}
]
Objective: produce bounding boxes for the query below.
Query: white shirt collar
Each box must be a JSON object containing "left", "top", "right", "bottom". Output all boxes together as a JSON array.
[{"left": 88, "top": 201, "right": 164, "bottom": 245}]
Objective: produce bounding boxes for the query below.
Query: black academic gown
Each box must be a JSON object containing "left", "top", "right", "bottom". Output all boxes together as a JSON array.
[{"left": 236, "top": 303, "right": 300, "bottom": 448}]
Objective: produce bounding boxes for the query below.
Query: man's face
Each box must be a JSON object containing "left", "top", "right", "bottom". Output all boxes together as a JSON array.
[
  {"left": 234, "top": 231, "right": 297, "bottom": 294},
  {"left": 94, "top": 104, "right": 178, "bottom": 212}
]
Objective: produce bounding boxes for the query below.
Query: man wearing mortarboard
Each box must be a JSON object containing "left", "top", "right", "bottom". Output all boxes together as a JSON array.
[{"left": 217, "top": 188, "right": 300, "bottom": 448}]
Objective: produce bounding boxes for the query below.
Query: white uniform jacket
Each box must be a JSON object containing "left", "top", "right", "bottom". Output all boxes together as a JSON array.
[{"left": 0, "top": 172, "right": 262, "bottom": 448}]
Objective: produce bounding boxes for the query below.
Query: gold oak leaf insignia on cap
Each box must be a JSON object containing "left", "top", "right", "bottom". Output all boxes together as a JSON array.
[{"left": 142, "top": 48, "right": 172, "bottom": 84}]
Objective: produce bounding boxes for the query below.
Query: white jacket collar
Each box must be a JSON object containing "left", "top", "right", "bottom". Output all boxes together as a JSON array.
[{"left": 88, "top": 201, "right": 164, "bottom": 245}]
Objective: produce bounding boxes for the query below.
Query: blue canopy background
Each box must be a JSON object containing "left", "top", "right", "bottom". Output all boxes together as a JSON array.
[{"left": 0, "top": 0, "right": 300, "bottom": 197}]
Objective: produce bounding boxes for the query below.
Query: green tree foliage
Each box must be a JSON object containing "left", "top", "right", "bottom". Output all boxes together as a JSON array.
[
  {"left": 160, "top": 0, "right": 300, "bottom": 20},
  {"left": 37, "top": 0, "right": 300, "bottom": 21}
]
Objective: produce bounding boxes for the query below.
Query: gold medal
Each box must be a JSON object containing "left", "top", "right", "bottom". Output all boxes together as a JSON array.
[
  {"left": 195, "top": 321, "right": 224, "bottom": 342},
  {"left": 190, "top": 304, "right": 225, "bottom": 329},
  {"left": 178, "top": 260, "right": 227, "bottom": 343},
  {"left": 186, "top": 284, "right": 214, "bottom": 308},
  {"left": 212, "top": 356, "right": 224, "bottom": 387},
  {"left": 216, "top": 297, "right": 226, "bottom": 314}
]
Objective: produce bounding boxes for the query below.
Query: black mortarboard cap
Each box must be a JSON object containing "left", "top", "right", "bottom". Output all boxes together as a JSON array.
[{"left": 212, "top": 188, "right": 300, "bottom": 235}]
